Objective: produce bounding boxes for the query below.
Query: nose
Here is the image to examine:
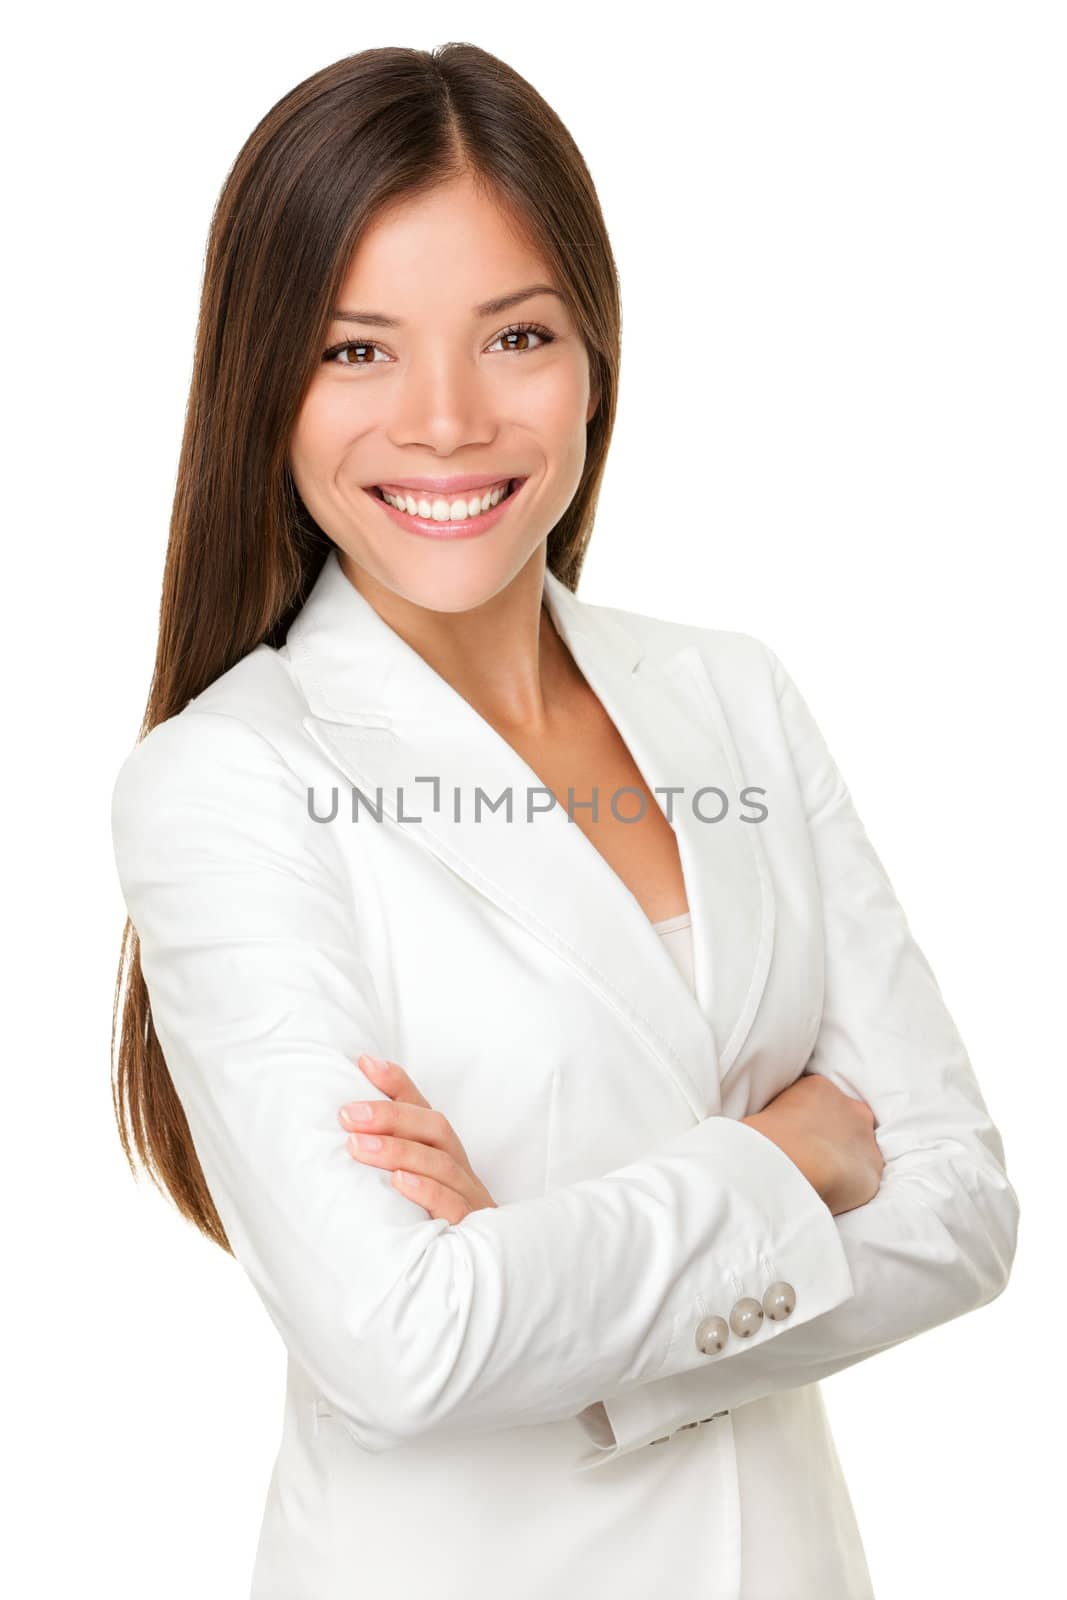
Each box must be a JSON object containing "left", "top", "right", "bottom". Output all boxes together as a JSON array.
[{"left": 386, "top": 351, "right": 498, "bottom": 455}]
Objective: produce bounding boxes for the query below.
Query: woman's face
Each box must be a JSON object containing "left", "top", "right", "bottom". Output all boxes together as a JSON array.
[{"left": 287, "top": 174, "right": 599, "bottom": 616}]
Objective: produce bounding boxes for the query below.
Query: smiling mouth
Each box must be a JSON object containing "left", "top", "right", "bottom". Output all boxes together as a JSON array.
[{"left": 368, "top": 478, "right": 521, "bottom": 514}]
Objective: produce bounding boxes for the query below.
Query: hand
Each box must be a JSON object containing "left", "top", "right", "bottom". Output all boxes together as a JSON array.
[
  {"left": 338, "top": 1053, "right": 498, "bottom": 1223},
  {"left": 742, "top": 1072, "right": 885, "bottom": 1217}
]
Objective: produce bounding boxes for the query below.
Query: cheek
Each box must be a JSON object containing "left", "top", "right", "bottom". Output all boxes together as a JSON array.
[
  {"left": 288, "top": 390, "right": 361, "bottom": 494},
  {"left": 548, "top": 372, "right": 594, "bottom": 470},
  {"left": 514, "top": 363, "right": 590, "bottom": 455}
]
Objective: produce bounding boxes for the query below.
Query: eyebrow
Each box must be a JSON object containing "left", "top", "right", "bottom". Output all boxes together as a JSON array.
[{"left": 330, "top": 283, "right": 567, "bottom": 327}]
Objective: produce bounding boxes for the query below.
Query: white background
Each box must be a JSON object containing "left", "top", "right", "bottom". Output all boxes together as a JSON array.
[{"left": 5, "top": 2, "right": 1063, "bottom": 1594}]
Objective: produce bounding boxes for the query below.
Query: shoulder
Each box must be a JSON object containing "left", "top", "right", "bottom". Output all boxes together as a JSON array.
[
  {"left": 580, "top": 592, "right": 848, "bottom": 822},
  {"left": 110, "top": 644, "right": 313, "bottom": 850},
  {"left": 575, "top": 591, "right": 786, "bottom": 697}
]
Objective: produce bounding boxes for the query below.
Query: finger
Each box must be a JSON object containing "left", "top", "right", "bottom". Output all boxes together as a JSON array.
[
  {"left": 357, "top": 1053, "right": 432, "bottom": 1108},
  {"left": 338, "top": 1099, "right": 469, "bottom": 1164},
  {"left": 345, "top": 1133, "right": 482, "bottom": 1208},
  {"left": 391, "top": 1169, "right": 470, "bottom": 1224}
]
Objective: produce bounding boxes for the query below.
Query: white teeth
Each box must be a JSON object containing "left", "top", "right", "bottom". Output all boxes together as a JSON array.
[{"left": 379, "top": 481, "right": 514, "bottom": 520}]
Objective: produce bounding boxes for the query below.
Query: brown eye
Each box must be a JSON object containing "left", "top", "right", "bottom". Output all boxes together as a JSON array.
[
  {"left": 489, "top": 322, "right": 554, "bottom": 355},
  {"left": 321, "top": 339, "right": 387, "bottom": 366}
]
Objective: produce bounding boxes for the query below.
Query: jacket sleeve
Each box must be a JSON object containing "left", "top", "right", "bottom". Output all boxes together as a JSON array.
[
  {"left": 111, "top": 705, "right": 858, "bottom": 1457},
  {"left": 574, "top": 645, "right": 1020, "bottom": 1469}
]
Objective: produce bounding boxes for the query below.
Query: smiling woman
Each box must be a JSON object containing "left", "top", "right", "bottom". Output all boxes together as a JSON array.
[{"left": 110, "top": 38, "right": 1017, "bottom": 1600}]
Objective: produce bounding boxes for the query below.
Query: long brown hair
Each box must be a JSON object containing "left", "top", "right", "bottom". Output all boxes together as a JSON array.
[{"left": 111, "top": 43, "right": 623, "bottom": 1252}]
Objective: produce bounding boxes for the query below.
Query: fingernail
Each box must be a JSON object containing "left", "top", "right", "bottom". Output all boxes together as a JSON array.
[
  {"left": 341, "top": 1103, "right": 373, "bottom": 1124},
  {"left": 395, "top": 1170, "right": 420, "bottom": 1186}
]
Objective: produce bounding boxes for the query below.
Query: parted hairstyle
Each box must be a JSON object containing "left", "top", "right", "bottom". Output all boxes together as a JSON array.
[{"left": 111, "top": 42, "right": 623, "bottom": 1250}]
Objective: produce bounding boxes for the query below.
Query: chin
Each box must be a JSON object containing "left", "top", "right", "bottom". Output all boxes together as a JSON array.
[
  {"left": 339, "top": 528, "right": 548, "bottom": 618},
  {"left": 395, "top": 562, "right": 522, "bottom": 617}
]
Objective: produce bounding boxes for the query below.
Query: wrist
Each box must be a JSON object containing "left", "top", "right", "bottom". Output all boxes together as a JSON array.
[{"left": 741, "top": 1112, "right": 828, "bottom": 1204}]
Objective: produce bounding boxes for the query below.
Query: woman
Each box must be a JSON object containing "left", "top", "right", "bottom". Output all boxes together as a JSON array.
[{"left": 110, "top": 44, "right": 1019, "bottom": 1600}]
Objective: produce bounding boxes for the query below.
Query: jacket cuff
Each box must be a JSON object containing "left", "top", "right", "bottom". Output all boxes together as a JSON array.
[{"left": 574, "top": 1117, "right": 854, "bottom": 1469}]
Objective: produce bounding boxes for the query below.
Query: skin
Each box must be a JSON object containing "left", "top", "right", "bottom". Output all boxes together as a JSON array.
[{"left": 287, "top": 173, "right": 882, "bottom": 1224}]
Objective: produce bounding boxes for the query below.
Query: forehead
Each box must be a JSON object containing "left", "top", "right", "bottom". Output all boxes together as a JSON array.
[{"left": 334, "top": 179, "right": 555, "bottom": 312}]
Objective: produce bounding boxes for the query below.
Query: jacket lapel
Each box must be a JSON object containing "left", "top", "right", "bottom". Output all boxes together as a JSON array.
[{"left": 283, "top": 549, "right": 775, "bottom": 1121}]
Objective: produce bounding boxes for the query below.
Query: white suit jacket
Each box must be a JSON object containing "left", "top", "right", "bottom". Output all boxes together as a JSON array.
[{"left": 111, "top": 548, "right": 1019, "bottom": 1599}]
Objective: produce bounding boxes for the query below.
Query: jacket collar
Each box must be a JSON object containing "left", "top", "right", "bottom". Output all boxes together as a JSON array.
[{"left": 284, "top": 548, "right": 774, "bottom": 1120}]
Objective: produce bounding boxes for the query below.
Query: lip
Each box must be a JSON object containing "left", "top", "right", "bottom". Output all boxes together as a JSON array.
[
  {"left": 369, "top": 473, "right": 518, "bottom": 494},
  {"left": 364, "top": 477, "right": 529, "bottom": 541}
]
